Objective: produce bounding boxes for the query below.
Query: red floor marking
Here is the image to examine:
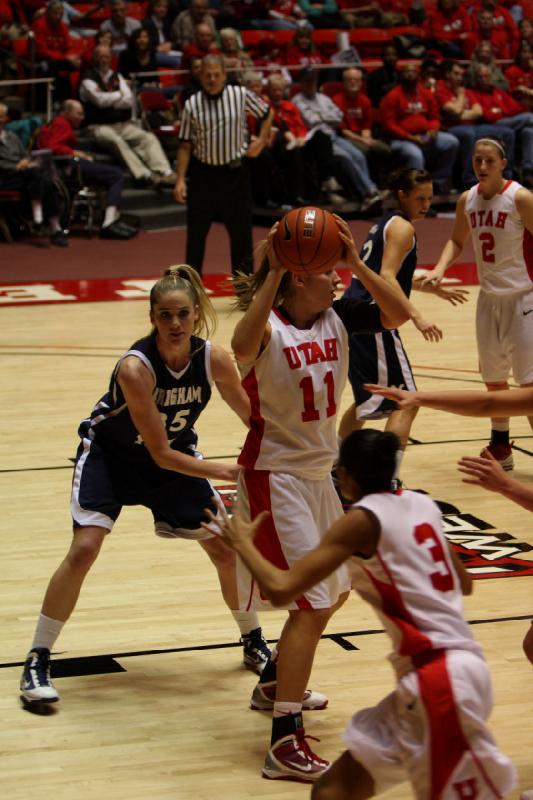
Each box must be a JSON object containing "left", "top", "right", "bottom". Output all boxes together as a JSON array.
[{"left": 0, "top": 265, "right": 479, "bottom": 307}]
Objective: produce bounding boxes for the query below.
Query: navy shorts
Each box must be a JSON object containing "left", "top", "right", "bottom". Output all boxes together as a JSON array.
[
  {"left": 70, "top": 436, "right": 218, "bottom": 539},
  {"left": 348, "top": 329, "right": 416, "bottom": 420}
]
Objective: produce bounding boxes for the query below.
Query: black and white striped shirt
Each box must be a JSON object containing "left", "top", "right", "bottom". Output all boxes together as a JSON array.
[{"left": 178, "top": 84, "right": 269, "bottom": 166}]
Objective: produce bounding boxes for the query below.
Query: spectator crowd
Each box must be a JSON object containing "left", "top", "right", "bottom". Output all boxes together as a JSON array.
[{"left": 0, "top": 0, "right": 532, "bottom": 247}]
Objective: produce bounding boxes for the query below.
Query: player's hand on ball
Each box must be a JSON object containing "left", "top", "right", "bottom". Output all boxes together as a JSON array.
[
  {"left": 364, "top": 384, "right": 420, "bottom": 409},
  {"left": 266, "top": 223, "right": 287, "bottom": 274},
  {"left": 333, "top": 214, "right": 356, "bottom": 265},
  {"left": 457, "top": 453, "right": 512, "bottom": 494}
]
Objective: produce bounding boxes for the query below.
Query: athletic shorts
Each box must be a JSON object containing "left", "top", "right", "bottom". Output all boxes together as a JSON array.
[
  {"left": 70, "top": 435, "right": 217, "bottom": 540},
  {"left": 342, "top": 649, "right": 516, "bottom": 800},
  {"left": 348, "top": 330, "right": 416, "bottom": 420},
  {"left": 476, "top": 288, "right": 533, "bottom": 385},
  {"left": 235, "top": 469, "right": 351, "bottom": 611}
]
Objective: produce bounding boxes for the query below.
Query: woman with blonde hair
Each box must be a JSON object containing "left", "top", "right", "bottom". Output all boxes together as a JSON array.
[{"left": 20, "top": 265, "right": 270, "bottom": 707}]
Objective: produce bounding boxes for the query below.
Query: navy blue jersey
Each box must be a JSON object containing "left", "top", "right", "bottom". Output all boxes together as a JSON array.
[
  {"left": 79, "top": 333, "right": 212, "bottom": 463},
  {"left": 343, "top": 210, "right": 417, "bottom": 303}
]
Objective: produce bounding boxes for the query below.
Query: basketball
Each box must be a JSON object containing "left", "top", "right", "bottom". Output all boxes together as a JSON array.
[{"left": 273, "top": 207, "right": 344, "bottom": 275}]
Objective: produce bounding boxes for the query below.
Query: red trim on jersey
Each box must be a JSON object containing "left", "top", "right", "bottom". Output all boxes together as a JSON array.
[
  {"left": 243, "top": 469, "right": 312, "bottom": 610},
  {"left": 524, "top": 229, "right": 533, "bottom": 284},
  {"left": 498, "top": 179, "right": 513, "bottom": 194},
  {"left": 363, "top": 557, "right": 434, "bottom": 656},
  {"left": 272, "top": 307, "right": 291, "bottom": 326},
  {"left": 238, "top": 367, "right": 264, "bottom": 469},
  {"left": 414, "top": 651, "right": 503, "bottom": 799},
  {"left": 415, "top": 651, "right": 472, "bottom": 797}
]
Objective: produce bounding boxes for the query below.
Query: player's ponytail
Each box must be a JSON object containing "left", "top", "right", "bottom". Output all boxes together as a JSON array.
[
  {"left": 339, "top": 429, "right": 399, "bottom": 495},
  {"left": 149, "top": 265, "right": 217, "bottom": 340},
  {"left": 232, "top": 239, "right": 293, "bottom": 312}
]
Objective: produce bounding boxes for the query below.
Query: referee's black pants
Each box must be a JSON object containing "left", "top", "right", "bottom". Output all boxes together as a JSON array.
[{"left": 185, "top": 158, "right": 253, "bottom": 276}]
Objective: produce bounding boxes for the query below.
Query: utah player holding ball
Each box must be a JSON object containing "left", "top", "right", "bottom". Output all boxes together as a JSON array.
[
  {"left": 421, "top": 138, "right": 533, "bottom": 471},
  {"left": 231, "top": 208, "right": 411, "bottom": 781}
]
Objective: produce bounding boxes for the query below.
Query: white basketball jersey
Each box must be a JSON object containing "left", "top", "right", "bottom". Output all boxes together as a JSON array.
[
  {"left": 348, "top": 490, "right": 482, "bottom": 679},
  {"left": 238, "top": 307, "right": 349, "bottom": 479},
  {"left": 466, "top": 180, "right": 533, "bottom": 293}
]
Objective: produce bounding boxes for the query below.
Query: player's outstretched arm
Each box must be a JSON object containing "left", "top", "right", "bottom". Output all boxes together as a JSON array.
[
  {"left": 458, "top": 452, "right": 533, "bottom": 512},
  {"left": 231, "top": 225, "right": 285, "bottom": 364},
  {"left": 203, "top": 505, "right": 379, "bottom": 606},
  {"left": 412, "top": 277, "right": 469, "bottom": 307},
  {"left": 418, "top": 192, "right": 470, "bottom": 288},
  {"left": 379, "top": 216, "right": 443, "bottom": 342},
  {"left": 334, "top": 214, "right": 410, "bottom": 329},
  {"left": 210, "top": 344, "right": 251, "bottom": 428},
  {"left": 118, "top": 357, "right": 240, "bottom": 482},
  {"left": 364, "top": 384, "right": 533, "bottom": 417}
]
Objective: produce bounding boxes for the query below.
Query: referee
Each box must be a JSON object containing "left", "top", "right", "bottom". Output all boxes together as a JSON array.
[{"left": 175, "top": 55, "right": 272, "bottom": 277}]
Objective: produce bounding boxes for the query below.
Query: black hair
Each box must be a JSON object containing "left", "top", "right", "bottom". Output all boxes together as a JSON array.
[
  {"left": 387, "top": 167, "right": 432, "bottom": 194},
  {"left": 339, "top": 429, "right": 400, "bottom": 495}
]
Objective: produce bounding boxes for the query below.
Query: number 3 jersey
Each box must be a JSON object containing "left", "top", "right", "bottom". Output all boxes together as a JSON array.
[
  {"left": 79, "top": 332, "right": 212, "bottom": 463},
  {"left": 466, "top": 179, "right": 533, "bottom": 294},
  {"left": 348, "top": 489, "right": 482, "bottom": 680},
  {"left": 238, "top": 302, "right": 383, "bottom": 480}
]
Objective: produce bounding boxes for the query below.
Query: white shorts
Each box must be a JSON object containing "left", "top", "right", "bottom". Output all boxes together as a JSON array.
[
  {"left": 342, "top": 649, "right": 516, "bottom": 800},
  {"left": 235, "top": 469, "right": 350, "bottom": 611},
  {"left": 476, "top": 288, "right": 533, "bottom": 385}
]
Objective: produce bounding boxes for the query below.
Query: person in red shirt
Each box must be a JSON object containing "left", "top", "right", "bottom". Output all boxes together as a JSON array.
[
  {"left": 464, "top": 8, "right": 513, "bottom": 59},
  {"left": 180, "top": 22, "right": 220, "bottom": 70},
  {"left": 505, "top": 40, "right": 533, "bottom": 110},
  {"left": 333, "top": 67, "right": 392, "bottom": 188},
  {"left": 471, "top": 63, "right": 533, "bottom": 186},
  {"left": 283, "top": 25, "right": 326, "bottom": 70},
  {"left": 380, "top": 63, "right": 459, "bottom": 194},
  {"left": 32, "top": 0, "right": 81, "bottom": 100},
  {"left": 424, "top": 0, "right": 472, "bottom": 58},
  {"left": 470, "top": 0, "right": 520, "bottom": 51},
  {"left": 436, "top": 59, "right": 515, "bottom": 186},
  {"left": 265, "top": 72, "right": 338, "bottom": 202},
  {"left": 37, "top": 99, "right": 137, "bottom": 239}
]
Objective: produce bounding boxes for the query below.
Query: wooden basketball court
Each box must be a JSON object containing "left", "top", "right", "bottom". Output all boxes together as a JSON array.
[{"left": 1, "top": 283, "right": 532, "bottom": 799}]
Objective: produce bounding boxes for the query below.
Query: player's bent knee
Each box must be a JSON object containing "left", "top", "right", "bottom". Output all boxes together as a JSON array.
[
  {"left": 200, "top": 537, "right": 236, "bottom": 570},
  {"left": 67, "top": 529, "right": 106, "bottom": 571}
]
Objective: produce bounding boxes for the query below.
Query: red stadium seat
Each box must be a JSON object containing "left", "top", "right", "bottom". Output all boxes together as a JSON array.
[{"left": 349, "top": 28, "right": 392, "bottom": 58}]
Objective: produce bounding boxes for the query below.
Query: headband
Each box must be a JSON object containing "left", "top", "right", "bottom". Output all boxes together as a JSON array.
[{"left": 475, "top": 138, "right": 506, "bottom": 156}]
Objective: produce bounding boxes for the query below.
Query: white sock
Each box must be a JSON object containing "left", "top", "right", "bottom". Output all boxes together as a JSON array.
[
  {"left": 31, "top": 613, "right": 65, "bottom": 651},
  {"left": 103, "top": 205, "right": 118, "bottom": 227},
  {"left": 492, "top": 420, "right": 510, "bottom": 432},
  {"left": 32, "top": 202, "right": 43, "bottom": 224},
  {"left": 49, "top": 216, "right": 61, "bottom": 233},
  {"left": 273, "top": 701, "right": 302, "bottom": 718},
  {"left": 231, "top": 610, "right": 260, "bottom": 636},
  {"left": 393, "top": 449, "right": 404, "bottom": 480}
]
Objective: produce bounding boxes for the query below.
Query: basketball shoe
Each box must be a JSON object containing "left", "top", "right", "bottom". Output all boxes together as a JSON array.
[
  {"left": 20, "top": 648, "right": 59, "bottom": 703},
  {"left": 251, "top": 681, "right": 328, "bottom": 711},
  {"left": 262, "top": 729, "right": 330, "bottom": 781},
  {"left": 480, "top": 441, "right": 514, "bottom": 471},
  {"left": 241, "top": 627, "right": 271, "bottom": 674}
]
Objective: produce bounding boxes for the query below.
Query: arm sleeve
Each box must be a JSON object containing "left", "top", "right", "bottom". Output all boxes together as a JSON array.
[
  {"left": 332, "top": 298, "right": 385, "bottom": 334},
  {"left": 178, "top": 104, "right": 192, "bottom": 141},
  {"left": 245, "top": 88, "right": 270, "bottom": 118}
]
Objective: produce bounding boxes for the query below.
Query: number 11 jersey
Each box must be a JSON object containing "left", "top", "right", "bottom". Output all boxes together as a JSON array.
[{"left": 238, "top": 302, "right": 383, "bottom": 480}]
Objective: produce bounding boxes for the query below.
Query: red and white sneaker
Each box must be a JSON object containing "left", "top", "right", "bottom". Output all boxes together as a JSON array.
[
  {"left": 263, "top": 729, "right": 330, "bottom": 782},
  {"left": 251, "top": 681, "right": 328, "bottom": 711},
  {"left": 480, "top": 442, "right": 514, "bottom": 471}
]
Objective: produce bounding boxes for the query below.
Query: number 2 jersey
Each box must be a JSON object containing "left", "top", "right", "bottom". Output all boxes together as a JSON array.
[
  {"left": 466, "top": 179, "right": 533, "bottom": 294},
  {"left": 78, "top": 332, "right": 212, "bottom": 463},
  {"left": 348, "top": 489, "right": 482, "bottom": 680},
  {"left": 238, "top": 301, "right": 384, "bottom": 480}
]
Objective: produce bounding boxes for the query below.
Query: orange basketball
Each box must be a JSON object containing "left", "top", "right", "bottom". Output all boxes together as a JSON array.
[{"left": 273, "top": 207, "right": 344, "bottom": 275}]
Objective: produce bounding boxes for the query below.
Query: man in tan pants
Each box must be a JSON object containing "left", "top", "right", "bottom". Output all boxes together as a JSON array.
[{"left": 79, "top": 45, "right": 175, "bottom": 186}]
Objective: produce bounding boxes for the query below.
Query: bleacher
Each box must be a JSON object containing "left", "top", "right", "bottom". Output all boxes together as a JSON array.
[{"left": 0, "top": 0, "right": 531, "bottom": 240}]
